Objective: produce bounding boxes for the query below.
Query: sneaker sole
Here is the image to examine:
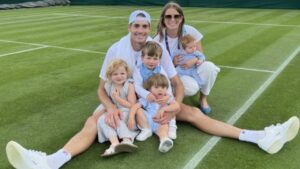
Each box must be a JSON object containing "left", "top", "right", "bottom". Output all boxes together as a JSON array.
[
  {"left": 6, "top": 141, "right": 30, "bottom": 169},
  {"left": 267, "top": 116, "right": 300, "bottom": 154},
  {"left": 115, "top": 143, "right": 138, "bottom": 153},
  {"left": 159, "top": 140, "right": 173, "bottom": 153}
]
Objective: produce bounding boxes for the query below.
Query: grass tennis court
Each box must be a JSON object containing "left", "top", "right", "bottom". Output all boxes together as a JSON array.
[{"left": 1, "top": 5, "right": 300, "bottom": 169}]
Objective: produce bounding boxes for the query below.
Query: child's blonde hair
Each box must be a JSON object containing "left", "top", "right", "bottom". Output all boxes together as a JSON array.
[
  {"left": 181, "top": 34, "right": 196, "bottom": 49},
  {"left": 143, "top": 74, "right": 169, "bottom": 90},
  {"left": 141, "top": 41, "right": 163, "bottom": 59},
  {"left": 105, "top": 59, "right": 131, "bottom": 80}
]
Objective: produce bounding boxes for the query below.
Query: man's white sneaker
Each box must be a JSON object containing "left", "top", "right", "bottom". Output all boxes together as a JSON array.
[
  {"left": 136, "top": 128, "right": 152, "bottom": 141},
  {"left": 158, "top": 138, "right": 173, "bottom": 153},
  {"left": 258, "top": 116, "right": 300, "bottom": 154},
  {"left": 6, "top": 141, "right": 51, "bottom": 169}
]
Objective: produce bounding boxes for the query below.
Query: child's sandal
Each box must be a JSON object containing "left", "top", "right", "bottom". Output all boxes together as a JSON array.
[{"left": 101, "top": 145, "right": 119, "bottom": 157}]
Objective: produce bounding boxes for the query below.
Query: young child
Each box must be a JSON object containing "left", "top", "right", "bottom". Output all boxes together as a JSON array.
[
  {"left": 133, "top": 41, "right": 178, "bottom": 140},
  {"left": 97, "top": 59, "right": 138, "bottom": 157},
  {"left": 174, "top": 34, "right": 206, "bottom": 87},
  {"left": 128, "top": 74, "right": 180, "bottom": 153}
]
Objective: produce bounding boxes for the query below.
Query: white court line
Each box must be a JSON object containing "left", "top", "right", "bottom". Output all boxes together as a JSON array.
[
  {"left": 0, "top": 39, "right": 278, "bottom": 73},
  {"left": 0, "top": 46, "right": 48, "bottom": 58},
  {"left": 0, "top": 39, "right": 105, "bottom": 55},
  {"left": 183, "top": 45, "right": 300, "bottom": 169},
  {"left": 219, "top": 65, "right": 275, "bottom": 73},
  {"left": 53, "top": 12, "right": 300, "bottom": 28}
]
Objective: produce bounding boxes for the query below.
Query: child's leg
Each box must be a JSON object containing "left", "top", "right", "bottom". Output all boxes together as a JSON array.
[
  {"left": 136, "top": 108, "right": 150, "bottom": 129},
  {"left": 97, "top": 114, "right": 121, "bottom": 156},
  {"left": 168, "top": 118, "right": 177, "bottom": 139},
  {"left": 115, "top": 110, "right": 138, "bottom": 153},
  {"left": 136, "top": 108, "right": 152, "bottom": 141},
  {"left": 156, "top": 124, "right": 173, "bottom": 153}
]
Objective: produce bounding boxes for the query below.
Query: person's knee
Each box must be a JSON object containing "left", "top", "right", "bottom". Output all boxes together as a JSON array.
[
  {"left": 177, "top": 105, "right": 201, "bottom": 122},
  {"left": 202, "top": 61, "right": 220, "bottom": 73},
  {"left": 83, "top": 116, "right": 98, "bottom": 133}
]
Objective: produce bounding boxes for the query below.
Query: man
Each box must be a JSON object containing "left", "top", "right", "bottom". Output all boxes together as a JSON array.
[{"left": 6, "top": 10, "right": 300, "bottom": 169}]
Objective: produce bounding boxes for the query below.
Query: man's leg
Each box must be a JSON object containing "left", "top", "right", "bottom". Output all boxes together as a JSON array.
[
  {"left": 6, "top": 106, "right": 106, "bottom": 169},
  {"left": 177, "top": 103, "right": 241, "bottom": 138},
  {"left": 63, "top": 107, "right": 104, "bottom": 156},
  {"left": 176, "top": 103, "right": 300, "bottom": 154}
]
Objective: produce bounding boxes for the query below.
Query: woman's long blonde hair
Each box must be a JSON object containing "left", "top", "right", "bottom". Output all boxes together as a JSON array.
[{"left": 155, "top": 2, "right": 185, "bottom": 42}]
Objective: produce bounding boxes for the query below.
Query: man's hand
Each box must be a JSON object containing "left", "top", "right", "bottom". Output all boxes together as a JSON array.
[
  {"left": 153, "top": 110, "right": 176, "bottom": 124},
  {"left": 105, "top": 106, "right": 121, "bottom": 129},
  {"left": 127, "top": 116, "right": 136, "bottom": 131},
  {"left": 155, "top": 94, "right": 170, "bottom": 105},
  {"left": 146, "top": 93, "right": 156, "bottom": 102}
]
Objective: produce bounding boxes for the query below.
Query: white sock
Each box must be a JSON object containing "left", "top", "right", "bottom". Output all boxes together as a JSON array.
[
  {"left": 47, "top": 149, "right": 72, "bottom": 169},
  {"left": 239, "top": 130, "right": 265, "bottom": 144}
]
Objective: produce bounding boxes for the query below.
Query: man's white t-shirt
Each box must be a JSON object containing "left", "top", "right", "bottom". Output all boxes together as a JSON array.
[
  {"left": 99, "top": 36, "right": 177, "bottom": 81},
  {"left": 153, "top": 25, "right": 203, "bottom": 58}
]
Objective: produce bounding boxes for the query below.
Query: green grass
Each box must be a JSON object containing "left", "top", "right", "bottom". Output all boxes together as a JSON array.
[{"left": 0, "top": 5, "right": 300, "bottom": 169}]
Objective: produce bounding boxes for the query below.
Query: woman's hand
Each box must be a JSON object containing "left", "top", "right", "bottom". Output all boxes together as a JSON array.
[
  {"left": 180, "top": 57, "right": 198, "bottom": 69},
  {"left": 173, "top": 55, "right": 183, "bottom": 66}
]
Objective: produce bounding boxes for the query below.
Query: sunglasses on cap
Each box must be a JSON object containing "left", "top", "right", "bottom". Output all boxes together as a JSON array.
[{"left": 164, "top": 14, "right": 182, "bottom": 20}]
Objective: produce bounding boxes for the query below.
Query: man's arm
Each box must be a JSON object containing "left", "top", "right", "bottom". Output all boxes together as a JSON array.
[
  {"left": 170, "top": 75, "right": 184, "bottom": 103},
  {"left": 154, "top": 100, "right": 180, "bottom": 120},
  {"left": 98, "top": 79, "right": 120, "bottom": 129}
]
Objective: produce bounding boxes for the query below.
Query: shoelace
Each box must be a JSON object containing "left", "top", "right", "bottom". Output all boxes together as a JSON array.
[
  {"left": 28, "top": 149, "right": 46, "bottom": 156},
  {"left": 265, "top": 123, "right": 282, "bottom": 135}
]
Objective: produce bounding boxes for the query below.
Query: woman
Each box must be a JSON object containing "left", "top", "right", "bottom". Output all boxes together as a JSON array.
[{"left": 153, "top": 2, "right": 220, "bottom": 114}]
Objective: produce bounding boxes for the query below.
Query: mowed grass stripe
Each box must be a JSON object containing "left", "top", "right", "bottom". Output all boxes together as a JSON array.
[
  {"left": 0, "top": 53, "right": 99, "bottom": 125},
  {"left": 210, "top": 26, "right": 296, "bottom": 69},
  {"left": 0, "top": 14, "right": 111, "bottom": 36},
  {"left": 15, "top": 19, "right": 123, "bottom": 44},
  {"left": 236, "top": 28, "right": 300, "bottom": 71},
  {"left": 197, "top": 53, "right": 300, "bottom": 169},
  {"left": 0, "top": 48, "right": 99, "bottom": 87}
]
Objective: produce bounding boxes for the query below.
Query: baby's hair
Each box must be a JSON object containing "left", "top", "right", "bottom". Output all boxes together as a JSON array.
[
  {"left": 181, "top": 34, "right": 196, "bottom": 49},
  {"left": 141, "top": 41, "right": 162, "bottom": 59},
  {"left": 105, "top": 59, "right": 131, "bottom": 80},
  {"left": 143, "top": 73, "right": 169, "bottom": 90}
]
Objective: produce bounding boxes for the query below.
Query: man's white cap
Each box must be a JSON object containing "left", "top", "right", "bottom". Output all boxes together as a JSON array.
[{"left": 128, "top": 10, "right": 151, "bottom": 24}]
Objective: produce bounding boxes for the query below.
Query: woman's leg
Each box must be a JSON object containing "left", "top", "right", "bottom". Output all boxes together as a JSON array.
[{"left": 197, "top": 61, "right": 220, "bottom": 110}]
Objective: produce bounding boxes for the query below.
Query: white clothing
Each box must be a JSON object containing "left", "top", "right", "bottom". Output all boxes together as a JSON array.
[
  {"left": 153, "top": 25, "right": 203, "bottom": 57},
  {"left": 133, "top": 65, "right": 173, "bottom": 99},
  {"left": 153, "top": 25, "right": 220, "bottom": 96},
  {"left": 99, "top": 33, "right": 177, "bottom": 81}
]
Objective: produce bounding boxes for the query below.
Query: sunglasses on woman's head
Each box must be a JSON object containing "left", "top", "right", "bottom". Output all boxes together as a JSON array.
[{"left": 164, "top": 14, "right": 182, "bottom": 20}]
